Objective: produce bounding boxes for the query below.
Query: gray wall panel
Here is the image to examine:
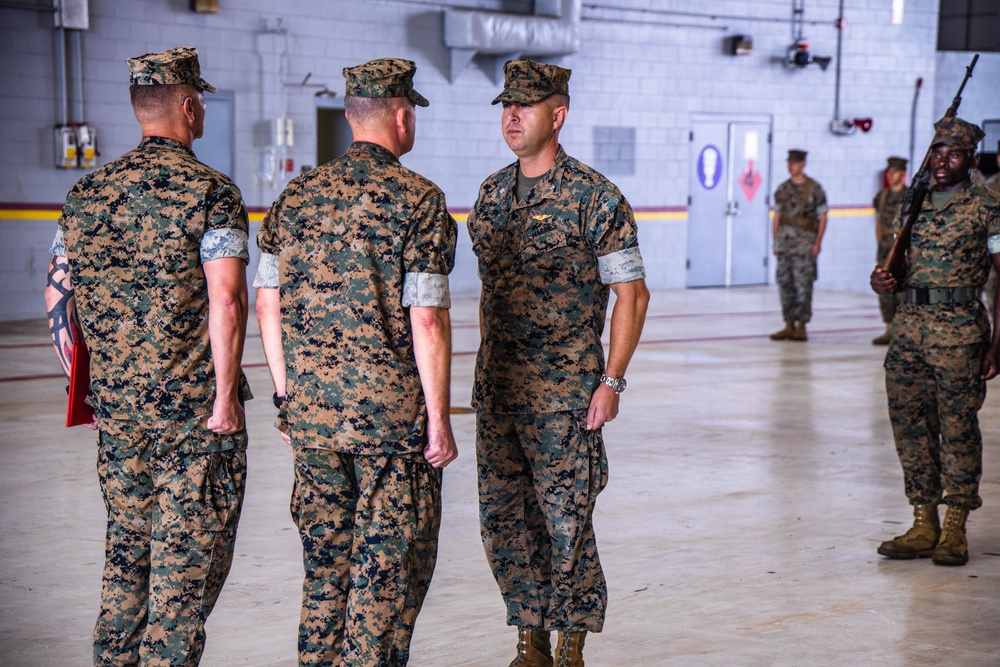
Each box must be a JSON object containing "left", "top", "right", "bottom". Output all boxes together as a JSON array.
[{"left": 1, "top": 0, "right": 998, "bottom": 320}]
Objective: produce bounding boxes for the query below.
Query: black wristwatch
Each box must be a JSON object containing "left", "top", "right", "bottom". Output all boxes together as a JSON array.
[
  {"left": 272, "top": 392, "right": 286, "bottom": 408},
  {"left": 599, "top": 374, "right": 627, "bottom": 394}
]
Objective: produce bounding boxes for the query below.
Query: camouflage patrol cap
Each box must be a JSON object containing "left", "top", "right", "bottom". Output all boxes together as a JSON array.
[
  {"left": 886, "top": 156, "right": 908, "bottom": 171},
  {"left": 930, "top": 116, "right": 984, "bottom": 151},
  {"left": 491, "top": 59, "right": 571, "bottom": 105},
  {"left": 787, "top": 149, "right": 807, "bottom": 162},
  {"left": 343, "top": 58, "right": 429, "bottom": 107},
  {"left": 127, "top": 46, "right": 216, "bottom": 93}
]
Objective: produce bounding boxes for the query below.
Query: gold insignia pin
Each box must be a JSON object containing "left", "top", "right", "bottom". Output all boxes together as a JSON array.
[{"left": 532, "top": 214, "right": 551, "bottom": 221}]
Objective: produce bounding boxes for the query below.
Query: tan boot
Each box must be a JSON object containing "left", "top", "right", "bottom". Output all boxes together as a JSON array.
[
  {"left": 509, "top": 627, "right": 552, "bottom": 667},
  {"left": 872, "top": 327, "right": 891, "bottom": 345},
  {"left": 554, "top": 631, "right": 586, "bottom": 667},
  {"left": 932, "top": 506, "right": 970, "bottom": 566},
  {"left": 790, "top": 321, "right": 808, "bottom": 341},
  {"left": 770, "top": 321, "right": 794, "bottom": 340},
  {"left": 877, "top": 504, "right": 940, "bottom": 559}
]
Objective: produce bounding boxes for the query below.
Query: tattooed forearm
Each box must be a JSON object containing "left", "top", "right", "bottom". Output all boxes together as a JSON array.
[{"left": 44, "top": 255, "right": 78, "bottom": 380}]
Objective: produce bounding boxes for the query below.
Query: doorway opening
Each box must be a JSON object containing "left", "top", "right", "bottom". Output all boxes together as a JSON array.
[{"left": 316, "top": 103, "right": 351, "bottom": 167}]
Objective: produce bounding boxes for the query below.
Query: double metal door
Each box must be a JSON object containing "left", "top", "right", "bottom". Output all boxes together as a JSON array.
[{"left": 686, "top": 118, "right": 772, "bottom": 287}]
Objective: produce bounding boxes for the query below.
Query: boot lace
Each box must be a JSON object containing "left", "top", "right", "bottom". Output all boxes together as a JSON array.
[
  {"left": 555, "top": 635, "right": 582, "bottom": 667},
  {"left": 894, "top": 507, "right": 938, "bottom": 541},
  {"left": 938, "top": 510, "right": 967, "bottom": 548}
]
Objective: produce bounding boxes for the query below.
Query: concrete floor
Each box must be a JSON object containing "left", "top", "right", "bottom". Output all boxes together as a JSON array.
[{"left": 1, "top": 287, "right": 998, "bottom": 666}]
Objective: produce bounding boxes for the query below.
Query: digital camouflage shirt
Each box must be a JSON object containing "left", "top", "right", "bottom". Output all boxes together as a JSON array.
[
  {"left": 896, "top": 183, "right": 1000, "bottom": 346},
  {"left": 774, "top": 176, "right": 828, "bottom": 229},
  {"left": 53, "top": 136, "right": 252, "bottom": 423},
  {"left": 468, "top": 145, "right": 645, "bottom": 414},
  {"left": 986, "top": 172, "right": 1000, "bottom": 194},
  {"left": 256, "top": 141, "right": 457, "bottom": 455},
  {"left": 874, "top": 187, "right": 906, "bottom": 239}
]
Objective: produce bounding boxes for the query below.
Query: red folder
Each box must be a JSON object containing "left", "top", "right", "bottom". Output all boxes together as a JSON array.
[{"left": 66, "top": 324, "right": 95, "bottom": 427}]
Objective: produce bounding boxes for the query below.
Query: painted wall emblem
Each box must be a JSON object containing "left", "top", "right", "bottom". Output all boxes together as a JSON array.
[{"left": 697, "top": 145, "right": 722, "bottom": 190}]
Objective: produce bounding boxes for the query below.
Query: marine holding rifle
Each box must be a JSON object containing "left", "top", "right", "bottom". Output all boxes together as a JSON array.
[{"left": 871, "top": 116, "right": 1000, "bottom": 566}]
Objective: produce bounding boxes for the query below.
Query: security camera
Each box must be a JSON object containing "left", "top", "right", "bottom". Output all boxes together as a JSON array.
[{"left": 786, "top": 40, "right": 832, "bottom": 71}]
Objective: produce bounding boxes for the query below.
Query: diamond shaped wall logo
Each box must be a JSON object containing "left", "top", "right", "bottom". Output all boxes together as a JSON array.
[{"left": 740, "top": 160, "right": 762, "bottom": 202}]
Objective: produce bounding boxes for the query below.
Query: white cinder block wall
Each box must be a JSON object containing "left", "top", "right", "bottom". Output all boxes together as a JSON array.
[{"left": 1, "top": 0, "right": 998, "bottom": 320}]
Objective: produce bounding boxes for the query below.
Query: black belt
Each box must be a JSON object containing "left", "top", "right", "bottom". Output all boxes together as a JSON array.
[{"left": 905, "top": 286, "right": 979, "bottom": 305}]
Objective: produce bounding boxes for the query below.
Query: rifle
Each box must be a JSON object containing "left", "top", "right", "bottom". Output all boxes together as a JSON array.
[{"left": 881, "top": 53, "right": 979, "bottom": 284}]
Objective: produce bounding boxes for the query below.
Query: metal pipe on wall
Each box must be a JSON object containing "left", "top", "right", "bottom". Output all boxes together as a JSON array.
[
  {"left": 54, "top": 28, "right": 68, "bottom": 126},
  {"left": 67, "top": 28, "right": 85, "bottom": 123},
  {"left": 832, "top": 0, "right": 843, "bottom": 121}
]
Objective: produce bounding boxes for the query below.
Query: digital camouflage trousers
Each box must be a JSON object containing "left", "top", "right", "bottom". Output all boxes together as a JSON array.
[
  {"left": 291, "top": 447, "right": 442, "bottom": 667},
  {"left": 884, "top": 338, "right": 986, "bottom": 509},
  {"left": 775, "top": 225, "right": 817, "bottom": 323},
  {"left": 94, "top": 416, "right": 247, "bottom": 667},
  {"left": 477, "top": 410, "right": 608, "bottom": 633}
]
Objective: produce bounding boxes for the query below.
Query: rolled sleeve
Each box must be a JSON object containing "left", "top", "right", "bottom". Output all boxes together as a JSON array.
[
  {"left": 201, "top": 228, "right": 249, "bottom": 263},
  {"left": 253, "top": 252, "right": 279, "bottom": 288},
  {"left": 402, "top": 272, "right": 451, "bottom": 308},
  {"left": 598, "top": 246, "right": 646, "bottom": 285},
  {"left": 49, "top": 228, "right": 66, "bottom": 257},
  {"left": 988, "top": 235, "right": 1000, "bottom": 255}
]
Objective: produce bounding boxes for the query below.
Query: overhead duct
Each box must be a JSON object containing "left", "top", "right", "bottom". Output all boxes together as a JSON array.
[{"left": 444, "top": 0, "right": 581, "bottom": 83}]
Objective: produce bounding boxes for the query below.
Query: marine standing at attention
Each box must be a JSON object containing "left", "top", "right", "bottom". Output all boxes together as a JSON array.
[
  {"left": 770, "top": 149, "right": 828, "bottom": 342},
  {"left": 44, "top": 46, "right": 251, "bottom": 666},
  {"left": 871, "top": 117, "right": 1000, "bottom": 567},
  {"left": 255, "top": 58, "right": 458, "bottom": 666},
  {"left": 872, "top": 156, "right": 909, "bottom": 345},
  {"left": 468, "top": 59, "right": 650, "bottom": 667}
]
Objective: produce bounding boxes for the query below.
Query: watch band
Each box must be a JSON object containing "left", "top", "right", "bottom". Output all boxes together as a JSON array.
[
  {"left": 272, "top": 392, "right": 285, "bottom": 409},
  {"left": 599, "top": 374, "right": 626, "bottom": 394}
]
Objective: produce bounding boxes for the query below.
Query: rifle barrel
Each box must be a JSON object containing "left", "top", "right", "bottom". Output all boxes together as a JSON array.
[{"left": 946, "top": 53, "right": 978, "bottom": 118}]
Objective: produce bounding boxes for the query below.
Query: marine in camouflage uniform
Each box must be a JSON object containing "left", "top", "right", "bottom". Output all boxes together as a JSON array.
[
  {"left": 871, "top": 117, "right": 1000, "bottom": 566},
  {"left": 986, "top": 140, "right": 1000, "bottom": 194},
  {"left": 871, "top": 156, "right": 908, "bottom": 345},
  {"left": 469, "top": 60, "right": 650, "bottom": 667},
  {"left": 255, "top": 58, "right": 457, "bottom": 667},
  {"left": 43, "top": 47, "right": 251, "bottom": 666},
  {"left": 770, "top": 149, "right": 828, "bottom": 342},
  {"left": 983, "top": 141, "right": 1000, "bottom": 323}
]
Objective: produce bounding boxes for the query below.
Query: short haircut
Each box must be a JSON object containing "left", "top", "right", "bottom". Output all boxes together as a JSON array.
[
  {"left": 129, "top": 83, "right": 196, "bottom": 118},
  {"left": 344, "top": 95, "right": 406, "bottom": 126},
  {"left": 549, "top": 93, "right": 570, "bottom": 110}
]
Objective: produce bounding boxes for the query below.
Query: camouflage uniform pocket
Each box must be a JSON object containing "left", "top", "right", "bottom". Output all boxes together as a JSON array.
[
  {"left": 161, "top": 449, "right": 246, "bottom": 534},
  {"left": 97, "top": 423, "right": 153, "bottom": 519},
  {"left": 521, "top": 225, "right": 571, "bottom": 259}
]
